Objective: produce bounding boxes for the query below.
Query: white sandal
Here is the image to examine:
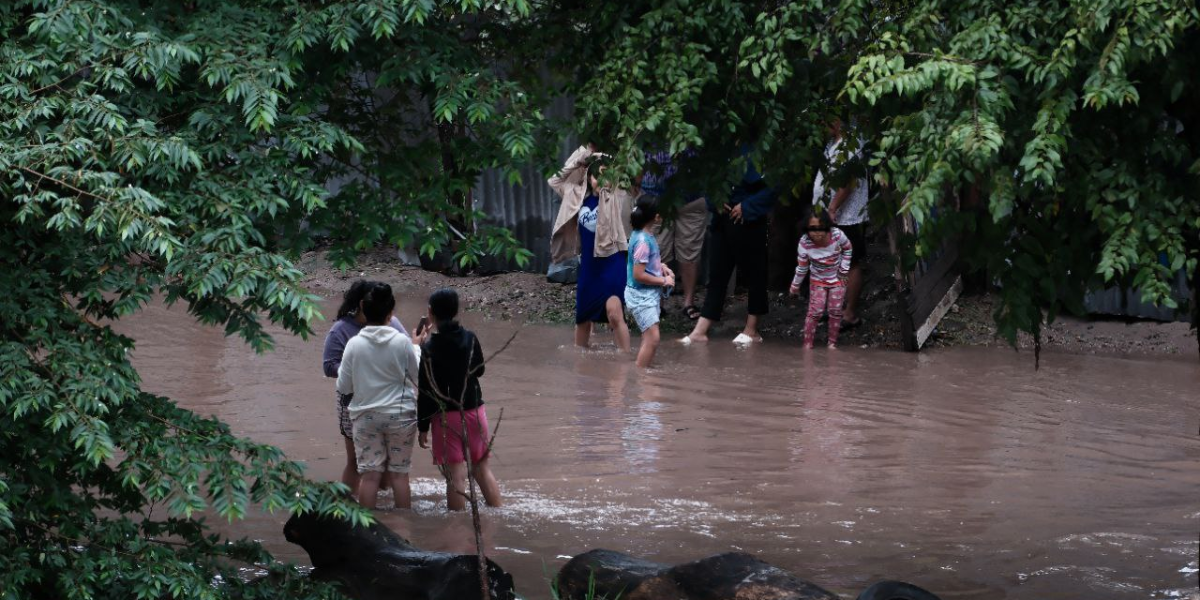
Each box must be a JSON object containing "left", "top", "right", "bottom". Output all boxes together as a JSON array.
[{"left": 732, "top": 333, "right": 762, "bottom": 345}]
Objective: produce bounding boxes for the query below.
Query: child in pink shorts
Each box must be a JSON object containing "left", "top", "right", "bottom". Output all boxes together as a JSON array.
[{"left": 416, "top": 289, "right": 502, "bottom": 511}]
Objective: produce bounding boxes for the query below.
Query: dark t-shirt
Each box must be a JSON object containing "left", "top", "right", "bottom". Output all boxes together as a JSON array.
[{"left": 417, "top": 321, "right": 485, "bottom": 433}]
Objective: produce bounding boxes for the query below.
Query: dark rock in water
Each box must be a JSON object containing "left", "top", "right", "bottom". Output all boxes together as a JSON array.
[
  {"left": 556, "top": 549, "right": 668, "bottom": 599},
  {"left": 556, "top": 549, "right": 840, "bottom": 600},
  {"left": 284, "top": 511, "right": 514, "bottom": 600},
  {"left": 856, "top": 580, "right": 942, "bottom": 600}
]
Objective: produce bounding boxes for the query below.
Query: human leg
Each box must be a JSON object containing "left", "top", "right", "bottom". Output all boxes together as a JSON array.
[
  {"left": 382, "top": 414, "right": 417, "bottom": 509},
  {"left": 445, "top": 462, "right": 470, "bottom": 511},
  {"left": 606, "top": 295, "right": 631, "bottom": 351},
  {"left": 472, "top": 458, "right": 503, "bottom": 507},
  {"left": 827, "top": 284, "right": 847, "bottom": 348},
  {"left": 357, "top": 471, "right": 382, "bottom": 509},
  {"left": 741, "top": 315, "right": 761, "bottom": 341},
  {"left": 841, "top": 223, "right": 867, "bottom": 323},
  {"left": 351, "top": 413, "right": 386, "bottom": 508},
  {"left": 843, "top": 264, "right": 864, "bottom": 323},
  {"left": 674, "top": 198, "right": 708, "bottom": 311},
  {"left": 739, "top": 220, "right": 769, "bottom": 327},
  {"left": 341, "top": 437, "right": 359, "bottom": 493},
  {"left": 804, "top": 287, "right": 830, "bottom": 349},
  {"left": 574, "top": 321, "right": 592, "bottom": 348},
  {"left": 688, "top": 220, "right": 733, "bottom": 342},
  {"left": 636, "top": 323, "right": 660, "bottom": 368},
  {"left": 728, "top": 220, "right": 768, "bottom": 340},
  {"left": 626, "top": 287, "right": 662, "bottom": 366},
  {"left": 679, "top": 261, "right": 700, "bottom": 310},
  {"left": 389, "top": 472, "right": 411, "bottom": 510},
  {"left": 337, "top": 394, "right": 359, "bottom": 492}
]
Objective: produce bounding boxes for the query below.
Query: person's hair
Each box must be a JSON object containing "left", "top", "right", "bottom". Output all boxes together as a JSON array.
[
  {"left": 361, "top": 282, "right": 396, "bottom": 324},
  {"left": 584, "top": 154, "right": 610, "bottom": 196},
  {"left": 428, "top": 288, "right": 459, "bottom": 323},
  {"left": 804, "top": 205, "right": 834, "bottom": 232},
  {"left": 630, "top": 195, "right": 660, "bottom": 230},
  {"left": 337, "top": 279, "right": 373, "bottom": 319}
]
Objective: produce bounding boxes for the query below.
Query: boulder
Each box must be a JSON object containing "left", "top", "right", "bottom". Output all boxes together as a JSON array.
[
  {"left": 855, "top": 580, "right": 942, "bottom": 600},
  {"left": 284, "top": 511, "right": 514, "bottom": 600},
  {"left": 556, "top": 549, "right": 840, "bottom": 600}
]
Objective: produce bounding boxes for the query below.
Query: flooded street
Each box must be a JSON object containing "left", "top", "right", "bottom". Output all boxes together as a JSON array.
[{"left": 123, "top": 297, "right": 1200, "bottom": 599}]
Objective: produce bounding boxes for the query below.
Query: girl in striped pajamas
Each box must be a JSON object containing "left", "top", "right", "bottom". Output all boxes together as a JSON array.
[{"left": 789, "top": 209, "right": 853, "bottom": 349}]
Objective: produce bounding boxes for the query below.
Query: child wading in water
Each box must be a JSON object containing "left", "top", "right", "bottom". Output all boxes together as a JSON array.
[
  {"left": 336, "top": 283, "right": 420, "bottom": 509},
  {"left": 789, "top": 209, "right": 853, "bottom": 349},
  {"left": 417, "top": 289, "right": 502, "bottom": 511},
  {"left": 625, "top": 197, "right": 675, "bottom": 368}
]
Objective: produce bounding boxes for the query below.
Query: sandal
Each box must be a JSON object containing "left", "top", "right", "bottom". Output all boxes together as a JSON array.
[
  {"left": 684, "top": 305, "right": 702, "bottom": 321},
  {"left": 732, "top": 333, "right": 763, "bottom": 345}
]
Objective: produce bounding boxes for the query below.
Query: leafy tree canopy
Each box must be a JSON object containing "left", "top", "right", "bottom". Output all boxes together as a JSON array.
[{"left": 1, "top": 0, "right": 552, "bottom": 597}]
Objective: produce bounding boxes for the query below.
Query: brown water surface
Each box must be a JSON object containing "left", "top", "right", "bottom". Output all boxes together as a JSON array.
[{"left": 123, "top": 298, "right": 1200, "bottom": 599}]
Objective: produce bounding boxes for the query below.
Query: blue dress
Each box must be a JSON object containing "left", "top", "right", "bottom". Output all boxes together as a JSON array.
[{"left": 576, "top": 195, "right": 627, "bottom": 324}]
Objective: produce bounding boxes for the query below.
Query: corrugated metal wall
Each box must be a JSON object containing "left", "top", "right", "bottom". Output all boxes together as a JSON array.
[
  {"left": 474, "top": 97, "right": 576, "bottom": 274},
  {"left": 1083, "top": 269, "right": 1191, "bottom": 322}
]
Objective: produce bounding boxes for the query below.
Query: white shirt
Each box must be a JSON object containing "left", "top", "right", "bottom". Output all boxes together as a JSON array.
[
  {"left": 335, "top": 325, "right": 419, "bottom": 419},
  {"left": 813, "top": 138, "right": 869, "bottom": 225}
]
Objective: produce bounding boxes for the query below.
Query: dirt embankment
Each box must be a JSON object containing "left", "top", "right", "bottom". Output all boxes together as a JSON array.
[{"left": 298, "top": 244, "right": 1197, "bottom": 360}]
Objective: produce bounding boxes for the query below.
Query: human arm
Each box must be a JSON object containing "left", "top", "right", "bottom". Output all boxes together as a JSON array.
[
  {"left": 735, "top": 185, "right": 778, "bottom": 222},
  {"left": 633, "top": 262, "right": 674, "bottom": 288},
  {"left": 322, "top": 328, "right": 346, "bottom": 378},
  {"left": 388, "top": 316, "right": 408, "bottom": 337},
  {"left": 417, "top": 348, "right": 436, "bottom": 434},
  {"left": 826, "top": 182, "right": 857, "bottom": 224},
  {"left": 334, "top": 341, "right": 354, "bottom": 395},
  {"left": 470, "top": 333, "right": 485, "bottom": 379},
  {"left": 547, "top": 145, "right": 594, "bottom": 197},
  {"left": 790, "top": 241, "right": 810, "bottom": 294},
  {"left": 837, "top": 230, "right": 853, "bottom": 280}
]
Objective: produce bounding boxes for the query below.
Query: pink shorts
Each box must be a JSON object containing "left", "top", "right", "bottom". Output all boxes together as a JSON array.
[{"left": 430, "top": 406, "right": 491, "bottom": 466}]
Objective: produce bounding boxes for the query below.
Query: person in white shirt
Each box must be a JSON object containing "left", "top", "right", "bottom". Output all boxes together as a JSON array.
[
  {"left": 812, "top": 119, "right": 870, "bottom": 327},
  {"left": 336, "top": 282, "right": 420, "bottom": 509}
]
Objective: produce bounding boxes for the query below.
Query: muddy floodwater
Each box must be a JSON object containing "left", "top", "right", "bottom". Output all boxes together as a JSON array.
[{"left": 124, "top": 298, "right": 1200, "bottom": 599}]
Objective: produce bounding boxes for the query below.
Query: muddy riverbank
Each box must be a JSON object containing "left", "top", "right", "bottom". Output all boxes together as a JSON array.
[{"left": 297, "top": 245, "right": 1197, "bottom": 359}]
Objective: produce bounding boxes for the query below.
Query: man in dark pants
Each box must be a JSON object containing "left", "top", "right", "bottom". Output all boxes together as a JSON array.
[{"left": 683, "top": 152, "right": 777, "bottom": 344}]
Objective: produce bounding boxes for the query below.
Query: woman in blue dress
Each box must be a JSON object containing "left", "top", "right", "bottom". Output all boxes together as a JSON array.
[{"left": 548, "top": 148, "right": 632, "bottom": 351}]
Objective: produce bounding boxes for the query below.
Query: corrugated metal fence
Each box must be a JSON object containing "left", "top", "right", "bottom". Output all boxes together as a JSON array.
[
  {"left": 474, "top": 97, "right": 576, "bottom": 274},
  {"left": 1084, "top": 269, "right": 1191, "bottom": 322}
]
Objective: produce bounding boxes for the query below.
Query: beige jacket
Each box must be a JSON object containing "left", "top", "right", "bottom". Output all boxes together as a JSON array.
[{"left": 548, "top": 145, "right": 634, "bottom": 263}]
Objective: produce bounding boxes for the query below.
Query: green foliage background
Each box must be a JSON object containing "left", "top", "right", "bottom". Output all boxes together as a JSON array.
[{"left": 2, "top": 0, "right": 1198, "bottom": 598}]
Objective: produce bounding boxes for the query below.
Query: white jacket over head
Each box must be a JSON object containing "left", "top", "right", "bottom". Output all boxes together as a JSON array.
[{"left": 335, "top": 325, "right": 420, "bottom": 419}]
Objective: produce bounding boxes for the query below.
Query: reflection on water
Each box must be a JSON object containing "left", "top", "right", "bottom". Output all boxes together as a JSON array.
[{"left": 120, "top": 297, "right": 1200, "bottom": 599}]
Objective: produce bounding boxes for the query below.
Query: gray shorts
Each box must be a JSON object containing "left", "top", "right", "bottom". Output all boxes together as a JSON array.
[
  {"left": 656, "top": 197, "right": 708, "bottom": 264},
  {"left": 624, "top": 285, "right": 663, "bottom": 332}
]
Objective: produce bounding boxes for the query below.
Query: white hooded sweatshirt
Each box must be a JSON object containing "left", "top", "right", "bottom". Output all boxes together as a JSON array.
[{"left": 335, "top": 325, "right": 420, "bottom": 419}]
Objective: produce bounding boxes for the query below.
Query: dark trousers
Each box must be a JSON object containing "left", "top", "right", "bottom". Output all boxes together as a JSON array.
[{"left": 701, "top": 216, "right": 769, "bottom": 321}]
